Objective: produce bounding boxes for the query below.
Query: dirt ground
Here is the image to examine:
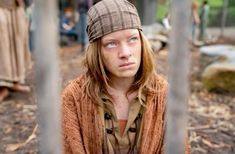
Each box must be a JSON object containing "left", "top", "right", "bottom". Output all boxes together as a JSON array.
[{"left": 0, "top": 40, "right": 235, "bottom": 154}]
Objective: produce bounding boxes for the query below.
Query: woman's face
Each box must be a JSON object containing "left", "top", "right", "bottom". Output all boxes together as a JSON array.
[{"left": 101, "top": 29, "right": 141, "bottom": 80}]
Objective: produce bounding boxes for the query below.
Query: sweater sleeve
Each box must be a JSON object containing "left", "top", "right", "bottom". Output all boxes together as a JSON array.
[
  {"left": 185, "top": 137, "right": 191, "bottom": 154},
  {"left": 61, "top": 86, "right": 86, "bottom": 154},
  {"left": 159, "top": 78, "right": 191, "bottom": 154}
]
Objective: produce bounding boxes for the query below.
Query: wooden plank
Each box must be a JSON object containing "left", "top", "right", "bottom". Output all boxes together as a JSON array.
[
  {"left": 166, "top": 0, "right": 190, "bottom": 153},
  {"left": 34, "top": 0, "right": 62, "bottom": 153}
]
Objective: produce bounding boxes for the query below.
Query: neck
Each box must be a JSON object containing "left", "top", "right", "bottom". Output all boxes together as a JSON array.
[{"left": 107, "top": 76, "right": 134, "bottom": 95}]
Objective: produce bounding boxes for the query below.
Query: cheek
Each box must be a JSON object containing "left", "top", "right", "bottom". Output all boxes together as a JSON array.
[
  {"left": 134, "top": 44, "right": 142, "bottom": 61},
  {"left": 102, "top": 56, "right": 110, "bottom": 68},
  {"left": 101, "top": 51, "right": 115, "bottom": 70}
]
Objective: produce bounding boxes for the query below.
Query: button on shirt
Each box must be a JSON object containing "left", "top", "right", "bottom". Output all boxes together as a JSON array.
[{"left": 99, "top": 93, "right": 146, "bottom": 154}]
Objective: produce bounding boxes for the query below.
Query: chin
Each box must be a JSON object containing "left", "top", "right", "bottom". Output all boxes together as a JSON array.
[{"left": 118, "top": 71, "right": 137, "bottom": 78}]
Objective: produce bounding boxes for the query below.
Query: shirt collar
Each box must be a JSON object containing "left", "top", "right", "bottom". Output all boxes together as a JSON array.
[{"left": 100, "top": 92, "right": 146, "bottom": 106}]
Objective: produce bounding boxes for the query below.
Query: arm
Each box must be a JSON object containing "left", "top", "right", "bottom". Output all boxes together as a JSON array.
[
  {"left": 61, "top": 86, "right": 86, "bottom": 154},
  {"left": 192, "top": 10, "right": 200, "bottom": 25}
]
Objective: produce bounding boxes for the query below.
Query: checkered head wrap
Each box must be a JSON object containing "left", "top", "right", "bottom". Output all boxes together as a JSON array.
[{"left": 87, "top": 0, "right": 142, "bottom": 42}]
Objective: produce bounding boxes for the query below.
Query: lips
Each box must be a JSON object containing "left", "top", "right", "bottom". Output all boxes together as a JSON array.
[{"left": 119, "top": 62, "right": 135, "bottom": 68}]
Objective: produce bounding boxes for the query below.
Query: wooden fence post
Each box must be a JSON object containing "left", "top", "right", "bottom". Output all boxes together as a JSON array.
[
  {"left": 34, "top": 0, "right": 62, "bottom": 153},
  {"left": 166, "top": 0, "right": 190, "bottom": 153}
]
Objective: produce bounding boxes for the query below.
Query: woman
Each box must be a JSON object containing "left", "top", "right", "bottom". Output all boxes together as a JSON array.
[
  {"left": 0, "top": 0, "right": 31, "bottom": 102},
  {"left": 62, "top": 0, "right": 190, "bottom": 153},
  {"left": 199, "top": 0, "right": 209, "bottom": 41},
  {"left": 191, "top": 0, "right": 200, "bottom": 44}
]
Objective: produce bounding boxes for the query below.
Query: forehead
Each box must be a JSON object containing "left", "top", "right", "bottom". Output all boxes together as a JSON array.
[{"left": 101, "top": 29, "right": 139, "bottom": 42}]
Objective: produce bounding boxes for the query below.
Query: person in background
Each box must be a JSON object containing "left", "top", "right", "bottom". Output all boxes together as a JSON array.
[
  {"left": 199, "top": 0, "right": 210, "bottom": 42},
  {"left": 0, "top": 0, "right": 31, "bottom": 102},
  {"left": 61, "top": 0, "right": 191, "bottom": 153},
  {"left": 76, "top": 0, "right": 93, "bottom": 52},
  {"left": 26, "top": 0, "right": 35, "bottom": 52},
  {"left": 162, "top": 13, "right": 171, "bottom": 31},
  {"left": 191, "top": 0, "right": 200, "bottom": 44},
  {"left": 59, "top": 7, "right": 78, "bottom": 43}
]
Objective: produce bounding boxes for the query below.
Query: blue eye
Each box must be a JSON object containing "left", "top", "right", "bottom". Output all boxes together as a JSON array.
[
  {"left": 129, "top": 37, "right": 138, "bottom": 43},
  {"left": 105, "top": 42, "right": 117, "bottom": 48}
]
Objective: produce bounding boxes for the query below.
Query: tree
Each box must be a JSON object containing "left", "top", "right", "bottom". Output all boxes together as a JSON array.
[{"left": 137, "top": 0, "right": 158, "bottom": 25}]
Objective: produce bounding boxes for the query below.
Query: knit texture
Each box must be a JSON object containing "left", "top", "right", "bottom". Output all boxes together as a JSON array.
[{"left": 62, "top": 74, "right": 190, "bottom": 154}]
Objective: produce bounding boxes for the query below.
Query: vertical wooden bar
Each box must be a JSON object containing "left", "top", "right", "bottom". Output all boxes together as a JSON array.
[
  {"left": 137, "top": 0, "right": 157, "bottom": 25},
  {"left": 34, "top": 0, "right": 62, "bottom": 153},
  {"left": 166, "top": 0, "right": 190, "bottom": 154},
  {"left": 221, "top": 0, "right": 229, "bottom": 37}
]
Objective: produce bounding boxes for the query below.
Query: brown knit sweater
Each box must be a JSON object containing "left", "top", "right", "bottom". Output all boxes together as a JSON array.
[{"left": 62, "top": 75, "right": 190, "bottom": 154}]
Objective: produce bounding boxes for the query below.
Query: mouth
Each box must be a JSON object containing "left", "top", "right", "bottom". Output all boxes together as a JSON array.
[{"left": 119, "top": 62, "right": 135, "bottom": 68}]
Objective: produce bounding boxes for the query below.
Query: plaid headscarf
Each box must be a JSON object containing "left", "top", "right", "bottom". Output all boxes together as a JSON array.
[{"left": 86, "top": 0, "right": 142, "bottom": 42}]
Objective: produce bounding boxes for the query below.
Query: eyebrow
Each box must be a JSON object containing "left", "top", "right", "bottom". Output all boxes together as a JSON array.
[
  {"left": 102, "top": 38, "right": 117, "bottom": 44},
  {"left": 102, "top": 32, "right": 139, "bottom": 42},
  {"left": 103, "top": 33, "right": 139, "bottom": 42},
  {"left": 128, "top": 33, "right": 139, "bottom": 38}
]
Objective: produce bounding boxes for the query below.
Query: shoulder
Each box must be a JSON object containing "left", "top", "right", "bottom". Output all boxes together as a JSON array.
[
  {"left": 62, "top": 75, "right": 87, "bottom": 104},
  {"left": 148, "top": 74, "right": 168, "bottom": 94},
  {"left": 63, "top": 74, "right": 87, "bottom": 92},
  {"left": 155, "top": 74, "right": 168, "bottom": 90},
  {"left": 146, "top": 74, "right": 168, "bottom": 109},
  {"left": 153, "top": 74, "right": 168, "bottom": 101}
]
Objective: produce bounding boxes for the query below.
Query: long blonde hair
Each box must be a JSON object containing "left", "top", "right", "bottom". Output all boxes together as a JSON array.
[{"left": 82, "top": 30, "right": 157, "bottom": 105}]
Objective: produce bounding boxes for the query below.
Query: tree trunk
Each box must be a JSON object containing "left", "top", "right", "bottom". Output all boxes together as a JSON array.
[
  {"left": 34, "top": 0, "right": 62, "bottom": 153},
  {"left": 137, "top": 0, "right": 157, "bottom": 25},
  {"left": 166, "top": 0, "right": 190, "bottom": 153}
]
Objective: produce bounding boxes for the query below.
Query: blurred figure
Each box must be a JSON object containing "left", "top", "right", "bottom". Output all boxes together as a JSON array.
[
  {"left": 191, "top": 0, "right": 200, "bottom": 44},
  {"left": 199, "top": 0, "right": 210, "bottom": 42},
  {"left": 0, "top": 0, "right": 31, "bottom": 102},
  {"left": 76, "top": 0, "right": 93, "bottom": 52},
  {"left": 59, "top": 7, "right": 78, "bottom": 44},
  {"left": 162, "top": 13, "right": 171, "bottom": 31},
  {"left": 26, "top": 0, "right": 35, "bottom": 52}
]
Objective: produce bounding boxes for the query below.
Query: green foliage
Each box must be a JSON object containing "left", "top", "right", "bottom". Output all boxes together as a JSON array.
[
  {"left": 156, "top": 0, "right": 235, "bottom": 26},
  {"left": 156, "top": 4, "right": 169, "bottom": 20},
  {"left": 204, "top": 0, "right": 223, "bottom": 7}
]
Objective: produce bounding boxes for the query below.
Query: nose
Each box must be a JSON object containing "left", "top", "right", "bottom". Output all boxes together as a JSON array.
[{"left": 118, "top": 42, "right": 132, "bottom": 59}]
